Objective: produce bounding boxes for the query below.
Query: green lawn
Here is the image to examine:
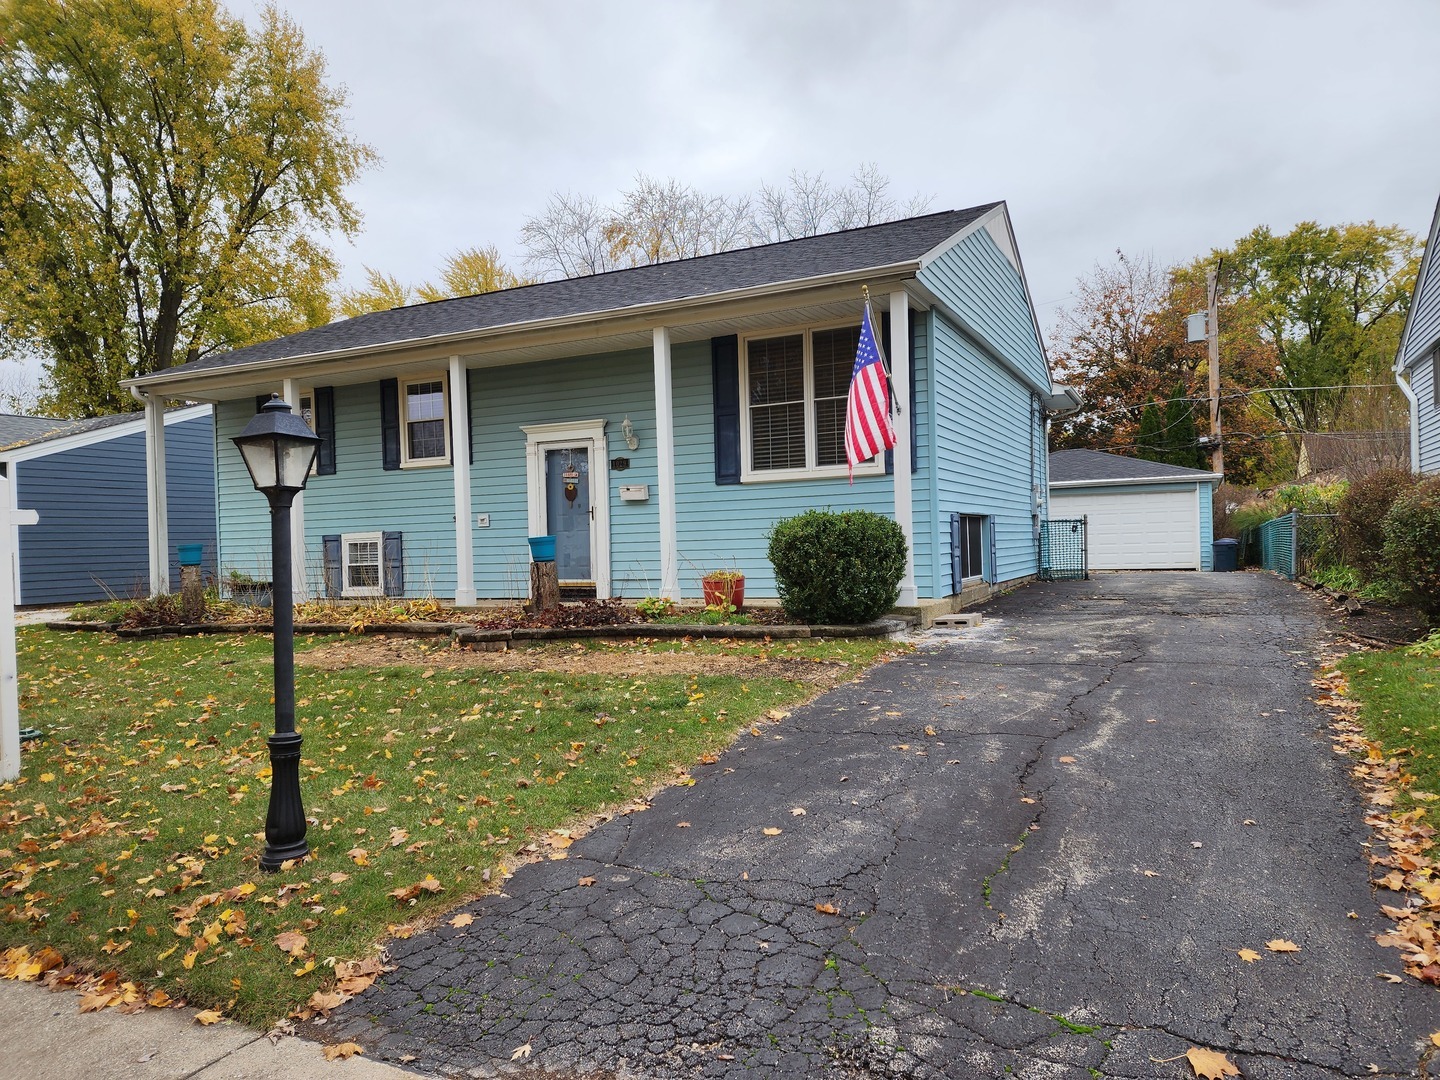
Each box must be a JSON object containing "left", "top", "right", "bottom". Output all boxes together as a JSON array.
[
  {"left": 1339, "top": 630, "right": 1440, "bottom": 811},
  {"left": 0, "top": 628, "right": 900, "bottom": 1025}
]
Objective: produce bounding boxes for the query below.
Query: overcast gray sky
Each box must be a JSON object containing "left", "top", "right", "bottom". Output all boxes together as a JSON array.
[{"left": 241, "top": 0, "right": 1440, "bottom": 336}]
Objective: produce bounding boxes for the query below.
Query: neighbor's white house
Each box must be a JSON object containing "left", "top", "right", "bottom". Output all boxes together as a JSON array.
[{"left": 1396, "top": 192, "right": 1440, "bottom": 476}]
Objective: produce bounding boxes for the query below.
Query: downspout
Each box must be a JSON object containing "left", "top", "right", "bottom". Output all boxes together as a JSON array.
[{"left": 1395, "top": 362, "right": 1420, "bottom": 472}]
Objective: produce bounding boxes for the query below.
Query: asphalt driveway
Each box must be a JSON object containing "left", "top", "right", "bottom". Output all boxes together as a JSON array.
[{"left": 331, "top": 572, "right": 1437, "bottom": 1078}]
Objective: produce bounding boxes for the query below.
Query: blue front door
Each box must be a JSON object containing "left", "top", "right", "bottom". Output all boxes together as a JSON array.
[{"left": 545, "top": 447, "right": 592, "bottom": 581}]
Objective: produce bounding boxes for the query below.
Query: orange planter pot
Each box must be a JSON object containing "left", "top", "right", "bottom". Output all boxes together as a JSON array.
[{"left": 701, "top": 577, "right": 744, "bottom": 610}]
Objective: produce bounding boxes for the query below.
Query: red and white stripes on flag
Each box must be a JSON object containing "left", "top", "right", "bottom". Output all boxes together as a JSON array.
[{"left": 844, "top": 300, "right": 896, "bottom": 479}]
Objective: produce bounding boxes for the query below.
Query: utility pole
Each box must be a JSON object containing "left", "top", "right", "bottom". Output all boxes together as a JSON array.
[{"left": 1206, "top": 265, "right": 1224, "bottom": 477}]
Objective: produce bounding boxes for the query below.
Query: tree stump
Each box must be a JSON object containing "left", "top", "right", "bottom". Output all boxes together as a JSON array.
[
  {"left": 530, "top": 560, "right": 560, "bottom": 612},
  {"left": 180, "top": 565, "right": 205, "bottom": 622}
]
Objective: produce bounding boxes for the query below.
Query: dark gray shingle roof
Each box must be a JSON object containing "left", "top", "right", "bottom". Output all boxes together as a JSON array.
[
  {"left": 1049, "top": 449, "right": 1217, "bottom": 483},
  {"left": 161, "top": 206, "right": 998, "bottom": 377},
  {"left": 0, "top": 414, "right": 86, "bottom": 451}
]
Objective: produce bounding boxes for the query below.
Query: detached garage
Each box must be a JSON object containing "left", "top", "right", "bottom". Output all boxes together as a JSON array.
[{"left": 1048, "top": 450, "right": 1222, "bottom": 571}]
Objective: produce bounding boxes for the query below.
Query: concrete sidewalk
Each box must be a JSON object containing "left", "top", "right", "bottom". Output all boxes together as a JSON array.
[
  {"left": 0, "top": 979, "right": 416, "bottom": 1079},
  {"left": 320, "top": 572, "right": 1437, "bottom": 1078}
]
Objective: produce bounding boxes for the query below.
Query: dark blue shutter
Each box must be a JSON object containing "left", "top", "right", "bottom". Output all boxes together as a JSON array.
[
  {"left": 322, "top": 534, "right": 341, "bottom": 598},
  {"left": 949, "top": 514, "right": 962, "bottom": 596},
  {"left": 382, "top": 531, "right": 404, "bottom": 597},
  {"left": 712, "top": 335, "right": 740, "bottom": 485},
  {"left": 379, "top": 379, "right": 400, "bottom": 471},
  {"left": 315, "top": 386, "right": 336, "bottom": 475},
  {"left": 465, "top": 368, "right": 475, "bottom": 466}
]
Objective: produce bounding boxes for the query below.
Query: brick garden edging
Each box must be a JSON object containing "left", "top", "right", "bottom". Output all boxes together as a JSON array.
[{"left": 44, "top": 618, "right": 912, "bottom": 644}]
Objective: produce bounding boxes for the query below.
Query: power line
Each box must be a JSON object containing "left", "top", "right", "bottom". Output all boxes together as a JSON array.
[{"left": 1072, "top": 383, "right": 1399, "bottom": 422}]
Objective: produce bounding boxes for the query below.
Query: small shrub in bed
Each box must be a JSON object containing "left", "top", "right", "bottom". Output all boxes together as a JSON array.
[
  {"left": 767, "top": 510, "right": 907, "bottom": 625},
  {"left": 1338, "top": 467, "right": 1416, "bottom": 581},
  {"left": 1380, "top": 476, "right": 1440, "bottom": 615}
]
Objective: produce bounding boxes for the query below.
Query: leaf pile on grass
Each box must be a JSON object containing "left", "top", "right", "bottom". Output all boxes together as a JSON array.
[
  {"left": 0, "top": 628, "right": 899, "bottom": 1025},
  {"left": 1324, "top": 640, "right": 1440, "bottom": 985}
]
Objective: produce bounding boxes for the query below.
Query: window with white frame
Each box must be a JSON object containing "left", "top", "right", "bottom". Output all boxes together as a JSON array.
[
  {"left": 741, "top": 323, "right": 879, "bottom": 480},
  {"left": 401, "top": 376, "right": 449, "bottom": 466},
  {"left": 342, "top": 531, "right": 383, "bottom": 597}
]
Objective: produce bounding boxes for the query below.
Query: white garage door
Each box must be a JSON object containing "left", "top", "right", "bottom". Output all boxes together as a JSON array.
[{"left": 1050, "top": 486, "right": 1200, "bottom": 570}]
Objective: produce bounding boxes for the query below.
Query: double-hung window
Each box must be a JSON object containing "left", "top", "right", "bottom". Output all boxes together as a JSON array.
[
  {"left": 740, "top": 323, "right": 882, "bottom": 480},
  {"left": 341, "top": 531, "right": 383, "bottom": 598},
  {"left": 401, "top": 376, "right": 450, "bottom": 466}
]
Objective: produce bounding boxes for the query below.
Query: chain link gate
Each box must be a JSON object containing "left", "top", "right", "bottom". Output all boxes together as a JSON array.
[
  {"left": 1258, "top": 512, "right": 1298, "bottom": 580},
  {"left": 1039, "top": 518, "right": 1088, "bottom": 581}
]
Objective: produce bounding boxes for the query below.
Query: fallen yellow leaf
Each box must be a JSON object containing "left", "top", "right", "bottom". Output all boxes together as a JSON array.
[
  {"left": 194, "top": 1009, "right": 224, "bottom": 1026},
  {"left": 1265, "top": 938, "right": 1300, "bottom": 953},
  {"left": 324, "top": 1042, "right": 364, "bottom": 1060},
  {"left": 449, "top": 913, "right": 474, "bottom": 928},
  {"left": 1185, "top": 1046, "right": 1240, "bottom": 1079},
  {"left": 1237, "top": 948, "right": 1260, "bottom": 963},
  {"left": 510, "top": 1042, "right": 532, "bottom": 1061},
  {"left": 762, "top": 827, "right": 782, "bottom": 836}
]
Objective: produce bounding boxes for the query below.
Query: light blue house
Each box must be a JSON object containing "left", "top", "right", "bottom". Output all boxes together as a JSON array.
[
  {"left": 1395, "top": 193, "right": 1440, "bottom": 475},
  {"left": 123, "top": 205, "right": 1077, "bottom": 609},
  {"left": 0, "top": 405, "right": 215, "bottom": 605}
]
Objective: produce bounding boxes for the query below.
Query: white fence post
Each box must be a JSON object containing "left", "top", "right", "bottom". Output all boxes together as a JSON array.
[{"left": 1, "top": 471, "right": 39, "bottom": 782}]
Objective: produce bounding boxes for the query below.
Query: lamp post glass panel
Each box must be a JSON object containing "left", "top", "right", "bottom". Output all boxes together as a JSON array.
[{"left": 233, "top": 396, "right": 320, "bottom": 871}]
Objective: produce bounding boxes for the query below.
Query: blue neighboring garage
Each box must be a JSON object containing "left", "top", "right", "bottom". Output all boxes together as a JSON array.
[{"left": 1, "top": 405, "right": 216, "bottom": 605}]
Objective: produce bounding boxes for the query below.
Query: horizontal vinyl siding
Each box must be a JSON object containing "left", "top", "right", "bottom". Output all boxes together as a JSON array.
[
  {"left": 1414, "top": 353, "right": 1440, "bottom": 475},
  {"left": 910, "top": 315, "right": 934, "bottom": 597},
  {"left": 469, "top": 350, "right": 659, "bottom": 600},
  {"left": 1198, "top": 481, "right": 1215, "bottom": 570},
  {"left": 932, "top": 313, "right": 1042, "bottom": 591},
  {"left": 1403, "top": 251, "right": 1440, "bottom": 368},
  {"left": 917, "top": 226, "right": 1050, "bottom": 393},
  {"left": 673, "top": 341, "right": 896, "bottom": 599},
  {"left": 218, "top": 387, "right": 459, "bottom": 597},
  {"left": 16, "top": 413, "right": 216, "bottom": 604}
]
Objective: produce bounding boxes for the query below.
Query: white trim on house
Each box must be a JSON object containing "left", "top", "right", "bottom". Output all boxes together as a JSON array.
[
  {"left": 889, "top": 290, "right": 915, "bottom": 606},
  {"left": 340, "top": 531, "right": 384, "bottom": 598},
  {"left": 736, "top": 317, "right": 886, "bottom": 483},
  {"left": 521, "top": 419, "right": 611, "bottom": 599},
  {"left": 449, "top": 355, "right": 476, "bottom": 606},
  {"left": 0, "top": 402, "right": 211, "bottom": 465},
  {"left": 652, "top": 328, "right": 679, "bottom": 601},
  {"left": 398, "top": 373, "right": 452, "bottom": 468},
  {"left": 1049, "top": 473, "right": 1222, "bottom": 489},
  {"left": 282, "top": 378, "right": 309, "bottom": 602}
]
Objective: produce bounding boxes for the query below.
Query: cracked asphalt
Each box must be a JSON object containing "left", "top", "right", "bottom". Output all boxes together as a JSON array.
[{"left": 327, "top": 572, "right": 1438, "bottom": 1078}]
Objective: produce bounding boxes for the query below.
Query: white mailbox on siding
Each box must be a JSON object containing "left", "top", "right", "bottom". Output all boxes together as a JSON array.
[{"left": 618, "top": 485, "right": 649, "bottom": 502}]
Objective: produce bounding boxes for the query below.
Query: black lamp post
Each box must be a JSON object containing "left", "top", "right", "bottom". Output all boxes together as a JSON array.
[{"left": 233, "top": 395, "right": 321, "bottom": 871}]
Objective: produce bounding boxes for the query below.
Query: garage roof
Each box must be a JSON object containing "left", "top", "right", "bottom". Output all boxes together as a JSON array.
[{"left": 1050, "top": 449, "right": 1221, "bottom": 485}]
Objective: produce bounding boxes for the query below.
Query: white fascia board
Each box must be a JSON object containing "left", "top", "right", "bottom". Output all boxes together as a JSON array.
[
  {"left": 0, "top": 403, "right": 211, "bottom": 465},
  {"left": 122, "top": 263, "right": 921, "bottom": 397},
  {"left": 1395, "top": 193, "right": 1440, "bottom": 376},
  {"left": 1050, "top": 474, "right": 1222, "bottom": 490}
]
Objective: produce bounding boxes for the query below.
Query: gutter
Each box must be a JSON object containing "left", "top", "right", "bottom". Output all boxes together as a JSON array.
[
  {"left": 121, "top": 260, "right": 921, "bottom": 395},
  {"left": 1050, "top": 474, "right": 1222, "bottom": 490},
  {"left": 1394, "top": 360, "right": 1420, "bottom": 472}
]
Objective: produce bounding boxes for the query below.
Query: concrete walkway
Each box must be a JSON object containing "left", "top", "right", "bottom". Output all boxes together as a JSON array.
[{"left": 315, "top": 571, "right": 1436, "bottom": 1078}]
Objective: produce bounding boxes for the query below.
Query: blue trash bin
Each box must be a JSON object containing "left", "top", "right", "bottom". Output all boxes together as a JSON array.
[{"left": 1212, "top": 538, "right": 1239, "bottom": 572}]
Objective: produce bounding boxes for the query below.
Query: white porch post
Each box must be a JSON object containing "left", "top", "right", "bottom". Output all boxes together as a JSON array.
[
  {"left": 449, "top": 355, "right": 476, "bottom": 606},
  {"left": 889, "top": 291, "right": 916, "bottom": 606},
  {"left": 281, "top": 378, "right": 309, "bottom": 600},
  {"left": 143, "top": 393, "right": 170, "bottom": 596},
  {"left": 0, "top": 472, "right": 38, "bottom": 782},
  {"left": 653, "top": 327, "right": 679, "bottom": 600}
]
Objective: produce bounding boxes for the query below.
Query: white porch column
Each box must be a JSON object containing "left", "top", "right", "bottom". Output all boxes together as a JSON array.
[
  {"left": 0, "top": 472, "right": 38, "bottom": 782},
  {"left": 143, "top": 393, "right": 170, "bottom": 596},
  {"left": 653, "top": 327, "right": 679, "bottom": 600},
  {"left": 281, "top": 378, "right": 309, "bottom": 600},
  {"left": 449, "top": 355, "right": 476, "bottom": 606},
  {"left": 889, "top": 291, "right": 916, "bottom": 606}
]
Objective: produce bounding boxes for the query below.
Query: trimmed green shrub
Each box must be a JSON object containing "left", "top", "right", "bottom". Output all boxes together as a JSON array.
[
  {"left": 1338, "top": 467, "right": 1417, "bottom": 581},
  {"left": 1380, "top": 476, "right": 1440, "bottom": 615},
  {"left": 767, "top": 510, "right": 907, "bottom": 624}
]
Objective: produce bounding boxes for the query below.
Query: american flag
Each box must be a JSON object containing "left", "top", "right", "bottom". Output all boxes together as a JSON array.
[{"left": 844, "top": 300, "right": 896, "bottom": 479}]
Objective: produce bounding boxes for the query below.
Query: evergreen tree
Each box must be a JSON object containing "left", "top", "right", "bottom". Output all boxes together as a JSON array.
[
  {"left": 1162, "top": 387, "right": 1205, "bottom": 468},
  {"left": 1135, "top": 401, "right": 1165, "bottom": 462}
]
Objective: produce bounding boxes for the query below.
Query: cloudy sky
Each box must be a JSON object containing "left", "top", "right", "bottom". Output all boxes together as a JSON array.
[{"left": 232, "top": 0, "right": 1440, "bottom": 337}]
